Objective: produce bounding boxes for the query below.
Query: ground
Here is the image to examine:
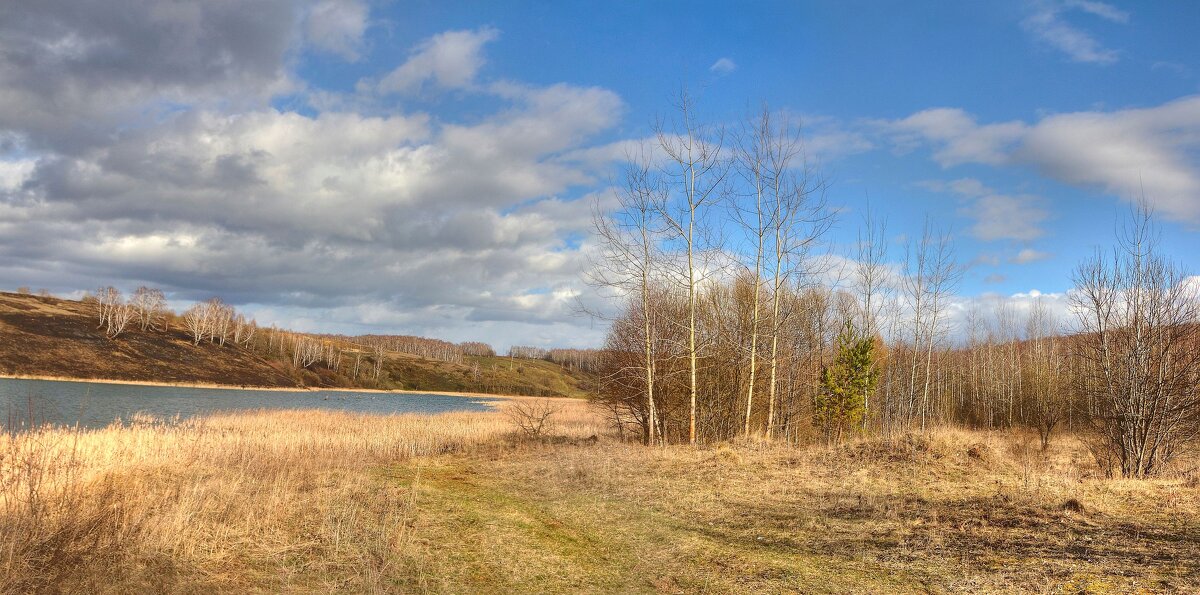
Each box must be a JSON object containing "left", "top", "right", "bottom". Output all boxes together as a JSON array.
[
  {"left": 4, "top": 402, "right": 1197, "bottom": 593},
  {"left": 382, "top": 435, "right": 1199, "bottom": 594}
]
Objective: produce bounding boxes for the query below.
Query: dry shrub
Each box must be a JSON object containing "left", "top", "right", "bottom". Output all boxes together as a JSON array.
[
  {"left": 502, "top": 399, "right": 562, "bottom": 439},
  {"left": 840, "top": 432, "right": 937, "bottom": 463}
]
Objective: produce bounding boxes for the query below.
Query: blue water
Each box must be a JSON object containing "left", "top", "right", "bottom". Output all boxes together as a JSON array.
[{"left": 0, "top": 378, "right": 500, "bottom": 431}]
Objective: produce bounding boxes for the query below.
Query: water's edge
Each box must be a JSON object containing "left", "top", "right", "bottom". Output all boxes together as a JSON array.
[{"left": 1, "top": 377, "right": 505, "bottom": 431}]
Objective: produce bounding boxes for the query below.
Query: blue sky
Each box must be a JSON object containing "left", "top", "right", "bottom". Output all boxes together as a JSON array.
[{"left": 0, "top": 0, "right": 1197, "bottom": 349}]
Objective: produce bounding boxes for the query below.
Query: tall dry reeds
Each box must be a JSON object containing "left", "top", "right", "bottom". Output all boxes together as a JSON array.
[{"left": 1, "top": 400, "right": 603, "bottom": 592}]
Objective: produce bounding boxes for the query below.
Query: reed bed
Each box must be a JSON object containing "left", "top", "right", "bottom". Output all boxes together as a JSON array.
[{"left": 0, "top": 399, "right": 603, "bottom": 593}]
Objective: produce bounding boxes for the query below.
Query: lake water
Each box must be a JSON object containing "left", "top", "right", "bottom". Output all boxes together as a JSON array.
[{"left": 0, "top": 378, "right": 500, "bottom": 431}]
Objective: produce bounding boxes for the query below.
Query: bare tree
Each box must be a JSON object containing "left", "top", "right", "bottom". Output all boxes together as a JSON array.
[
  {"left": 130, "top": 286, "right": 166, "bottom": 331},
  {"left": 732, "top": 107, "right": 833, "bottom": 438},
  {"left": 900, "top": 220, "right": 961, "bottom": 430},
  {"left": 587, "top": 149, "right": 669, "bottom": 444},
  {"left": 106, "top": 300, "right": 136, "bottom": 339},
  {"left": 1071, "top": 203, "right": 1200, "bottom": 477},
  {"left": 94, "top": 286, "right": 121, "bottom": 330},
  {"left": 656, "top": 90, "right": 728, "bottom": 445},
  {"left": 503, "top": 399, "right": 562, "bottom": 439},
  {"left": 371, "top": 340, "right": 386, "bottom": 379},
  {"left": 1022, "top": 297, "right": 1069, "bottom": 450},
  {"left": 851, "top": 204, "right": 891, "bottom": 430},
  {"left": 182, "top": 304, "right": 208, "bottom": 345},
  {"left": 232, "top": 314, "right": 257, "bottom": 346}
]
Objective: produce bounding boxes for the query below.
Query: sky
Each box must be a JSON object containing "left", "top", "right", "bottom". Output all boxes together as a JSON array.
[{"left": 0, "top": 0, "right": 1197, "bottom": 350}]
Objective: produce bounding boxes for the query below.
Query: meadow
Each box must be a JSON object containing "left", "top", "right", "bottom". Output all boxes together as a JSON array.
[{"left": 2, "top": 399, "right": 1197, "bottom": 594}]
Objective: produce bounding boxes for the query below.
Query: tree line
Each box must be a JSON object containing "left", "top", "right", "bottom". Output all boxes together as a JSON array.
[{"left": 589, "top": 96, "right": 1199, "bottom": 478}]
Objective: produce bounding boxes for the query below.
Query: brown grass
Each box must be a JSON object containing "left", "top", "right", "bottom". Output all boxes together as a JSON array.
[
  {"left": 0, "top": 401, "right": 603, "bottom": 593},
  {"left": 3, "top": 405, "right": 1198, "bottom": 593}
]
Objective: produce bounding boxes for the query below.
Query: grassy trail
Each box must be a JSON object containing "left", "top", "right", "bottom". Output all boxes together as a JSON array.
[{"left": 375, "top": 438, "right": 1198, "bottom": 594}]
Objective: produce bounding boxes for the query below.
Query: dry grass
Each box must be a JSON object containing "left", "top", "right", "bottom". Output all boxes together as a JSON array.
[
  {"left": 3, "top": 404, "right": 1198, "bottom": 593},
  {"left": 0, "top": 400, "right": 602, "bottom": 593}
]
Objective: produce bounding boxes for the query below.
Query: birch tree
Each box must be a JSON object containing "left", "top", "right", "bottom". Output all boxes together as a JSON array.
[
  {"left": 656, "top": 90, "right": 728, "bottom": 444},
  {"left": 587, "top": 150, "right": 669, "bottom": 444},
  {"left": 130, "top": 286, "right": 166, "bottom": 331}
]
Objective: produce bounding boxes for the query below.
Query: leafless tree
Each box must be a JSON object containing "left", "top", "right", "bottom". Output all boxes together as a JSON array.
[
  {"left": 503, "top": 399, "right": 562, "bottom": 439},
  {"left": 851, "top": 204, "right": 892, "bottom": 429},
  {"left": 371, "top": 340, "right": 386, "bottom": 379},
  {"left": 232, "top": 314, "right": 257, "bottom": 346},
  {"left": 1071, "top": 203, "right": 1200, "bottom": 477},
  {"left": 182, "top": 304, "right": 208, "bottom": 345},
  {"left": 1022, "top": 297, "right": 1069, "bottom": 450},
  {"left": 655, "top": 90, "right": 728, "bottom": 444},
  {"left": 130, "top": 286, "right": 166, "bottom": 331},
  {"left": 94, "top": 286, "right": 121, "bottom": 330},
  {"left": 105, "top": 300, "right": 136, "bottom": 339},
  {"left": 587, "top": 149, "right": 669, "bottom": 444},
  {"left": 900, "top": 220, "right": 961, "bottom": 430}
]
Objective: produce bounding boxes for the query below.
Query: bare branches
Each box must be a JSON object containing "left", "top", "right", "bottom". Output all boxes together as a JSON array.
[
  {"left": 130, "top": 287, "right": 166, "bottom": 331},
  {"left": 503, "top": 399, "right": 562, "bottom": 439},
  {"left": 1070, "top": 203, "right": 1200, "bottom": 476}
]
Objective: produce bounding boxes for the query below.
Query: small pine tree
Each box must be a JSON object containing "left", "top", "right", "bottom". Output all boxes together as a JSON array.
[{"left": 815, "top": 320, "right": 879, "bottom": 443}]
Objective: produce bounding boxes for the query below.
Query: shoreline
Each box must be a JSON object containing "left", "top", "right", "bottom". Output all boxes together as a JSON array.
[{"left": 0, "top": 373, "right": 569, "bottom": 402}]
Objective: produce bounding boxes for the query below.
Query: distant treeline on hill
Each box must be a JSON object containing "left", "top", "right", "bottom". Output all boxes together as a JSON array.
[{"left": 69, "top": 285, "right": 602, "bottom": 383}]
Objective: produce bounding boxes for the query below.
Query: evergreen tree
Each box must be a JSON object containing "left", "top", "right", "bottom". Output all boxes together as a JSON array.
[{"left": 815, "top": 320, "right": 879, "bottom": 443}]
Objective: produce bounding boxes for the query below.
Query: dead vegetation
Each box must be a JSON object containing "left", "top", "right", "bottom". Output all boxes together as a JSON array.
[{"left": 2, "top": 402, "right": 1196, "bottom": 593}]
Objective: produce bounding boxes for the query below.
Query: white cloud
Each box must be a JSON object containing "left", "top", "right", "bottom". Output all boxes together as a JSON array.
[
  {"left": 891, "top": 96, "right": 1200, "bottom": 224},
  {"left": 1018, "top": 96, "right": 1200, "bottom": 223},
  {"left": 888, "top": 109, "right": 1026, "bottom": 166},
  {"left": 305, "top": 0, "right": 368, "bottom": 61},
  {"left": 0, "top": 9, "right": 630, "bottom": 347},
  {"left": 709, "top": 58, "right": 737, "bottom": 75},
  {"left": 1010, "top": 248, "right": 1052, "bottom": 264},
  {"left": 924, "top": 177, "right": 1049, "bottom": 241},
  {"left": 970, "top": 195, "right": 1049, "bottom": 242},
  {"left": 0, "top": 159, "right": 35, "bottom": 191},
  {"left": 374, "top": 27, "right": 499, "bottom": 95},
  {"left": 1022, "top": 0, "right": 1128, "bottom": 64}
]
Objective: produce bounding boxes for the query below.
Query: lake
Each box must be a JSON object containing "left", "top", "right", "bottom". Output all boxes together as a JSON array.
[{"left": 0, "top": 377, "right": 501, "bottom": 431}]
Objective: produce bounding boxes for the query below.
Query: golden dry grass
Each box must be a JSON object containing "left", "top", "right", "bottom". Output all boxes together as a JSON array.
[
  {"left": 3, "top": 403, "right": 1198, "bottom": 594},
  {"left": 0, "top": 400, "right": 603, "bottom": 593}
]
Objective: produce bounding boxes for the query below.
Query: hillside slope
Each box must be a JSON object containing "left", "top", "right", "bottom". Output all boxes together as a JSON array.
[
  {"left": 0, "top": 292, "right": 594, "bottom": 397},
  {"left": 0, "top": 292, "right": 298, "bottom": 387}
]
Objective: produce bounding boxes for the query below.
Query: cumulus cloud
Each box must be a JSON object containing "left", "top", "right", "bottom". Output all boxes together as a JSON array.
[
  {"left": 0, "top": 0, "right": 301, "bottom": 149},
  {"left": 1017, "top": 96, "right": 1200, "bottom": 223},
  {"left": 1021, "top": 0, "right": 1128, "bottom": 64},
  {"left": 305, "top": 0, "right": 368, "bottom": 60},
  {"left": 890, "top": 97, "right": 1200, "bottom": 225},
  {"left": 373, "top": 26, "right": 499, "bottom": 95},
  {"left": 709, "top": 58, "right": 737, "bottom": 75},
  {"left": 0, "top": 4, "right": 629, "bottom": 348}
]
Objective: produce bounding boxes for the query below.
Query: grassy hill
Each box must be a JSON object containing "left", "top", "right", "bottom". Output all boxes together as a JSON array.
[{"left": 0, "top": 292, "right": 594, "bottom": 397}]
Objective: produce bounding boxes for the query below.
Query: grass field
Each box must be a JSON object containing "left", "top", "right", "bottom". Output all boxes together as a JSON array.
[{"left": 3, "top": 401, "right": 1198, "bottom": 593}]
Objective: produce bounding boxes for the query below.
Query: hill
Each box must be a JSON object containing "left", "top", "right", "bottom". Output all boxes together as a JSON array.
[{"left": 0, "top": 292, "right": 594, "bottom": 397}]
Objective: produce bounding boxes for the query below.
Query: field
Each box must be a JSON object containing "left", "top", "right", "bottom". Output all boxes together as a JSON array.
[{"left": 3, "top": 400, "right": 1199, "bottom": 594}]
